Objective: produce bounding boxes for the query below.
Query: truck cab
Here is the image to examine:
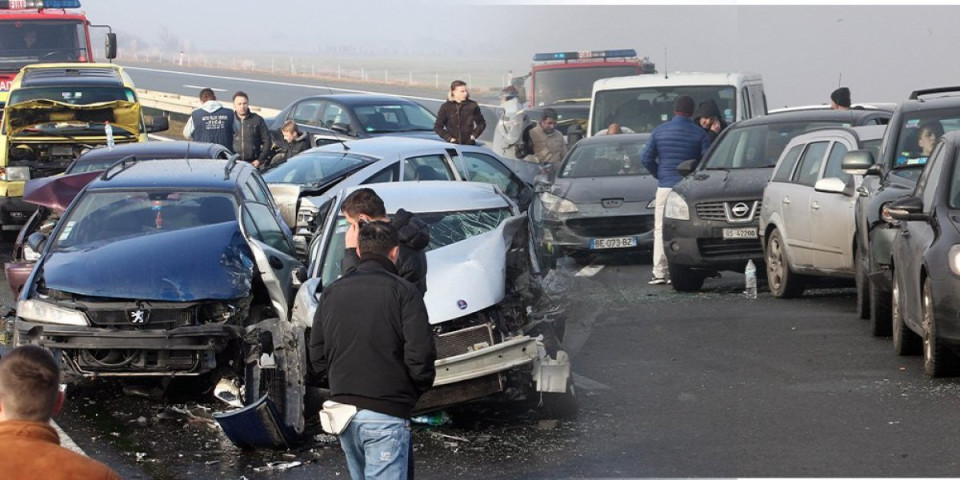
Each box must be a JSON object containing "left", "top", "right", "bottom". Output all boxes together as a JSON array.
[{"left": 587, "top": 72, "right": 767, "bottom": 137}]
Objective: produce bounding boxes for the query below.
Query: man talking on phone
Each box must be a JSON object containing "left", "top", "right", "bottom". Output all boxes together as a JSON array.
[{"left": 339, "top": 188, "right": 430, "bottom": 296}]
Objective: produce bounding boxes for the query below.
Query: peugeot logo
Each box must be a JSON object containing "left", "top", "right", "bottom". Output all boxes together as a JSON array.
[
  {"left": 602, "top": 198, "right": 624, "bottom": 209},
  {"left": 128, "top": 302, "right": 150, "bottom": 325},
  {"left": 730, "top": 202, "right": 751, "bottom": 218}
]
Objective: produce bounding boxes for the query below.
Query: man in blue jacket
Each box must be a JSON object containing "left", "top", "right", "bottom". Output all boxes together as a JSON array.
[{"left": 641, "top": 95, "right": 711, "bottom": 285}]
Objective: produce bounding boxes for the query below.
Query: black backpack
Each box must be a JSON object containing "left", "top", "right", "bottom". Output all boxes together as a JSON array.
[{"left": 514, "top": 122, "right": 537, "bottom": 158}]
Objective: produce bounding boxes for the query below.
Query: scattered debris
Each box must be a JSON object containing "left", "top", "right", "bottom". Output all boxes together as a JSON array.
[
  {"left": 136, "top": 416, "right": 148, "bottom": 426},
  {"left": 135, "top": 452, "right": 146, "bottom": 462},
  {"left": 252, "top": 461, "right": 303, "bottom": 473},
  {"left": 428, "top": 431, "right": 469, "bottom": 443},
  {"left": 412, "top": 411, "right": 451, "bottom": 426},
  {"left": 538, "top": 419, "right": 559, "bottom": 429},
  {"left": 313, "top": 433, "right": 338, "bottom": 444}
]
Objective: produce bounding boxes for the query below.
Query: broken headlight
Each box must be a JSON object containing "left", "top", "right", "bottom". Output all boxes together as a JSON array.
[
  {"left": 18, "top": 299, "right": 89, "bottom": 326},
  {"left": 198, "top": 302, "right": 239, "bottom": 324}
]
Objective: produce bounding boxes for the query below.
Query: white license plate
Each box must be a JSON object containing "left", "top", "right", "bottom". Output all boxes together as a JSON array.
[
  {"left": 722, "top": 227, "right": 758, "bottom": 239},
  {"left": 591, "top": 236, "right": 638, "bottom": 249}
]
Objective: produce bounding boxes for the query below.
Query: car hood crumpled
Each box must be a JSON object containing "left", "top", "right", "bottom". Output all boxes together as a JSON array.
[
  {"left": 5, "top": 99, "right": 141, "bottom": 137},
  {"left": 23, "top": 170, "right": 102, "bottom": 213},
  {"left": 39, "top": 222, "right": 255, "bottom": 301},
  {"left": 423, "top": 214, "right": 526, "bottom": 325},
  {"left": 672, "top": 167, "right": 774, "bottom": 202}
]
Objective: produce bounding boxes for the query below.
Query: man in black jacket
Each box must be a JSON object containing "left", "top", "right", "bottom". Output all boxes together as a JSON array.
[
  {"left": 433, "top": 79, "right": 486, "bottom": 145},
  {"left": 232, "top": 91, "right": 272, "bottom": 168},
  {"left": 310, "top": 221, "right": 436, "bottom": 479},
  {"left": 340, "top": 188, "right": 430, "bottom": 296}
]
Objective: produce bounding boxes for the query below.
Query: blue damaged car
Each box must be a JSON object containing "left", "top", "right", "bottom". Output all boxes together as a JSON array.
[{"left": 13, "top": 158, "right": 309, "bottom": 440}]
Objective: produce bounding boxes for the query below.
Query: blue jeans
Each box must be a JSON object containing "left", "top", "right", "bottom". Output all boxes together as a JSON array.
[{"left": 339, "top": 409, "right": 412, "bottom": 480}]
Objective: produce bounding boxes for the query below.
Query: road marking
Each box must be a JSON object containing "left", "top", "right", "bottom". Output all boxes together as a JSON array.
[
  {"left": 125, "top": 66, "right": 500, "bottom": 108},
  {"left": 182, "top": 84, "right": 226, "bottom": 92},
  {"left": 576, "top": 265, "right": 605, "bottom": 277},
  {"left": 573, "top": 373, "right": 611, "bottom": 391},
  {"left": 51, "top": 420, "right": 85, "bottom": 455}
]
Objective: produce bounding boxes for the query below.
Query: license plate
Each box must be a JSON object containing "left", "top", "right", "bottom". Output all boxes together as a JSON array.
[
  {"left": 722, "top": 227, "right": 758, "bottom": 239},
  {"left": 590, "top": 236, "right": 638, "bottom": 249}
]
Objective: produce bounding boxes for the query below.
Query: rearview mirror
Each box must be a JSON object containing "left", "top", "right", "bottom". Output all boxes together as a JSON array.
[
  {"left": 676, "top": 159, "right": 698, "bottom": 177},
  {"left": 864, "top": 163, "right": 883, "bottom": 177},
  {"left": 331, "top": 123, "right": 355, "bottom": 137},
  {"left": 841, "top": 150, "right": 875, "bottom": 176},
  {"left": 884, "top": 196, "right": 927, "bottom": 222},
  {"left": 104, "top": 33, "right": 117, "bottom": 60},
  {"left": 144, "top": 115, "right": 169, "bottom": 133}
]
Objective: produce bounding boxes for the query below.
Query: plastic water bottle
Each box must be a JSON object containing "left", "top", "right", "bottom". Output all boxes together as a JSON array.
[
  {"left": 105, "top": 121, "right": 114, "bottom": 149},
  {"left": 744, "top": 259, "right": 757, "bottom": 299}
]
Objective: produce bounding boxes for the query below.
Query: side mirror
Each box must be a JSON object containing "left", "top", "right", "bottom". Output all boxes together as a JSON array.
[
  {"left": 864, "top": 163, "right": 883, "bottom": 177},
  {"left": 676, "top": 159, "right": 698, "bottom": 177},
  {"left": 533, "top": 174, "right": 551, "bottom": 193},
  {"left": 104, "top": 33, "right": 117, "bottom": 60},
  {"left": 144, "top": 115, "right": 169, "bottom": 133},
  {"left": 331, "top": 123, "right": 355, "bottom": 137},
  {"left": 841, "top": 150, "right": 875, "bottom": 176},
  {"left": 884, "top": 196, "right": 927, "bottom": 222},
  {"left": 814, "top": 177, "right": 847, "bottom": 195},
  {"left": 26, "top": 231, "right": 45, "bottom": 253}
]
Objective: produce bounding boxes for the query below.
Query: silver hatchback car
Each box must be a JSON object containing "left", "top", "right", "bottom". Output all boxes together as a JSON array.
[{"left": 760, "top": 125, "right": 885, "bottom": 297}]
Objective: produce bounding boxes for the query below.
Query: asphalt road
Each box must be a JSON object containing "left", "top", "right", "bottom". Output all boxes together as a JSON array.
[
  {"left": 122, "top": 62, "right": 502, "bottom": 143},
  {"left": 6, "top": 241, "right": 960, "bottom": 479}
]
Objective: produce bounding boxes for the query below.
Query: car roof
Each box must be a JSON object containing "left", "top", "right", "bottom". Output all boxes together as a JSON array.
[
  {"left": 75, "top": 141, "right": 230, "bottom": 165},
  {"left": 288, "top": 94, "right": 421, "bottom": 106},
  {"left": 593, "top": 72, "right": 762, "bottom": 91},
  {"left": 896, "top": 88, "right": 960, "bottom": 113},
  {"left": 19, "top": 65, "right": 124, "bottom": 88},
  {"left": 575, "top": 133, "right": 651, "bottom": 146},
  {"left": 786, "top": 124, "right": 887, "bottom": 146},
  {"left": 769, "top": 103, "right": 897, "bottom": 114},
  {"left": 732, "top": 109, "right": 888, "bottom": 128},
  {"left": 342, "top": 181, "right": 509, "bottom": 214},
  {"left": 314, "top": 136, "right": 447, "bottom": 159},
  {"left": 85, "top": 159, "right": 250, "bottom": 192}
]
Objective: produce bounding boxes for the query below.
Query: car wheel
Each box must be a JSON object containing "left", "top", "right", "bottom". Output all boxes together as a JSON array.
[
  {"left": 668, "top": 261, "right": 704, "bottom": 292},
  {"left": 892, "top": 272, "right": 921, "bottom": 356},
  {"left": 765, "top": 229, "right": 804, "bottom": 298},
  {"left": 855, "top": 247, "right": 870, "bottom": 320},
  {"left": 868, "top": 280, "right": 892, "bottom": 337},
  {"left": 922, "top": 277, "right": 959, "bottom": 377}
]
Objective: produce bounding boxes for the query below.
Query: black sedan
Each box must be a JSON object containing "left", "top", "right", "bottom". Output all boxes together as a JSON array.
[
  {"left": 269, "top": 94, "right": 441, "bottom": 146},
  {"left": 886, "top": 130, "right": 960, "bottom": 377}
]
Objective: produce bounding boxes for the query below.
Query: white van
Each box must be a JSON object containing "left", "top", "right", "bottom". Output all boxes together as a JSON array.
[{"left": 587, "top": 72, "right": 767, "bottom": 137}]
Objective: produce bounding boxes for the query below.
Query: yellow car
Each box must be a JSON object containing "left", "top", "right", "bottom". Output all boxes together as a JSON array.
[{"left": 0, "top": 63, "right": 167, "bottom": 235}]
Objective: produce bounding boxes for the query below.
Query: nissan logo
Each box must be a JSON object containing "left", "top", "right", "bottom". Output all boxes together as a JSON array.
[
  {"left": 731, "top": 202, "right": 751, "bottom": 217},
  {"left": 602, "top": 198, "right": 624, "bottom": 208}
]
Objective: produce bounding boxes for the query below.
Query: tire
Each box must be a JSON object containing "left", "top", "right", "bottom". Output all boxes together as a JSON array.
[
  {"left": 868, "top": 279, "right": 892, "bottom": 337},
  {"left": 765, "top": 229, "right": 804, "bottom": 298},
  {"left": 922, "top": 277, "right": 959, "bottom": 377},
  {"left": 668, "top": 261, "right": 705, "bottom": 292},
  {"left": 892, "top": 273, "right": 921, "bottom": 356},
  {"left": 855, "top": 247, "right": 870, "bottom": 320}
]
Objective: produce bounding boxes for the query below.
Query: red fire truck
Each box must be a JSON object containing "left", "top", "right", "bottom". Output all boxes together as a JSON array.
[
  {"left": 514, "top": 49, "right": 655, "bottom": 108},
  {"left": 0, "top": 0, "right": 116, "bottom": 110}
]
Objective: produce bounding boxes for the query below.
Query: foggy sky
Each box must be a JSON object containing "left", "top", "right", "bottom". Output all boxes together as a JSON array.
[{"left": 80, "top": 2, "right": 957, "bottom": 108}]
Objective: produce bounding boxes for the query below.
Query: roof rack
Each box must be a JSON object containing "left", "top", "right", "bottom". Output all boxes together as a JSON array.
[
  {"left": 909, "top": 86, "right": 960, "bottom": 100},
  {"left": 101, "top": 154, "right": 137, "bottom": 180}
]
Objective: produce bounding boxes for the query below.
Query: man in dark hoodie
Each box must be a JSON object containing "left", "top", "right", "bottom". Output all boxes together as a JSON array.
[
  {"left": 433, "top": 80, "right": 486, "bottom": 145},
  {"left": 310, "top": 221, "right": 436, "bottom": 479},
  {"left": 340, "top": 188, "right": 430, "bottom": 295}
]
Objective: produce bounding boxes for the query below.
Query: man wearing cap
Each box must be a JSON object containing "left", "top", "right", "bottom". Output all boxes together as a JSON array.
[
  {"left": 641, "top": 95, "right": 711, "bottom": 285},
  {"left": 830, "top": 87, "right": 851, "bottom": 111}
]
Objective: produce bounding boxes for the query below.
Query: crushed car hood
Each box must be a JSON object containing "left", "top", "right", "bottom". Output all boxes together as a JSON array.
[
  {"left": 550, "top": 174, "right": 659, "bottom": 204},
  {"left": 423, "top": 214, "right": 526, "bottom": 324},
  {"left": 673, "top": 167, "right": 774, "bottom": 202},
  {"left": 23, "top": 170, "right": 102, "bottom": 213},
  {"left": 5, "top": 99, "right": 140, "bottom": 137},
  {"left": 40, "top": 222, "right": 254, "bottom": 301}
]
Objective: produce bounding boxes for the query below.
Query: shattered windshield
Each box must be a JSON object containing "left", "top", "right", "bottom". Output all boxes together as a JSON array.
[
  {"left": 320, "top": 207, "right": 513, "bottom": 287},
  {"left": 262, "top": 152, "right": 373, "bottom": 186},
  {"left": 560, "top": 138, "right": 650, "bottom": 178},
  {"left": 51, "top": 191, "right": 238, "bottom": 251},
  {"left": 705, "top": 121, "right": 844, "bottom": 170}
]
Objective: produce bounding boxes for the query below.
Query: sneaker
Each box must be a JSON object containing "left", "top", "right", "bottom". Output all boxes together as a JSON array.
[{"left": 649, "top": 277, "right": 669, "bottom": 285}]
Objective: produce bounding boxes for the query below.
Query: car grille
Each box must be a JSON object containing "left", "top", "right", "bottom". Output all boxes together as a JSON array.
[
  {"left": 414, "top": 373, "right": 503, "bottom": 413},
  {"left": 566, "top": 215, "right": 653, "bottom": 237},
  {"left": 696, "top": 200, "right": 762, "bottom": 223},
  {"left": 87, "top": 308, "right": 194, "bottom": 329},
  {"left": 698, "top": 238, "right": 763, "bottom": 257},
  {"left": 435, "top": 324, "right": 495, "bottom": 360}
]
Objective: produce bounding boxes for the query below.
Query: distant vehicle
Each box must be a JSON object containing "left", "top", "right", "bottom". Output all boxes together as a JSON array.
[
  {"left": 886, "top": 130, "right": 960, "bottom": 377},
  {"left": 530, "top": 133, "right": 656, "bottom": 260},
  {"left": 0, "top": 0, "right": 118, "bottom": 110},
  {"left": 851, "top": 86, "right": 960, "bottom": 336},
  {"left": 587, "top": 72, "right": 768, "bottom": 137},
  {"left": 662, "top": 108, "right": 893, "bottom": 292},
  {"left": 290, "top": 181, "right": 573, "bottom": 415},
  {"left": 268, "top": 94, "right": 440, "bottom": 147},
  {"left": 768, "top": 103, "right": 897, "bottom": 115},
  {"left": 759, "top": 125, "right": 885, "bottom": 297}
]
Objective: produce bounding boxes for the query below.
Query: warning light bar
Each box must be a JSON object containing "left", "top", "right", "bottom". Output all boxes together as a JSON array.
[
  {"left": 533, "top": 49, "right": 638, "bottom": 62},
  {"left": 0, "top": 0, "right": 81, "bottom": 9}
]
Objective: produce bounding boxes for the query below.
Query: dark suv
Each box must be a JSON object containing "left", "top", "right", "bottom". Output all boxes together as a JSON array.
[
  {"left": 663, "top": 108, "right": 892, "bottom": 292},
  {"left": 848, "top": 87, "right": 960, "bottom": 336},
  {"left": 14, "top": 158, "right": 308, "bottom": 437}
]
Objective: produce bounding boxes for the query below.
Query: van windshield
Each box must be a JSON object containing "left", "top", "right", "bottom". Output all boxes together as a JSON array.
[{"left": 592, "top": 85, "right": 736, "bottom": 135}]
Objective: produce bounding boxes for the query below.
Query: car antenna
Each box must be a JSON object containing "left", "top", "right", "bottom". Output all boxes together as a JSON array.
[{"left": 663, "top": 47, "right": 668, "bottom": 80}]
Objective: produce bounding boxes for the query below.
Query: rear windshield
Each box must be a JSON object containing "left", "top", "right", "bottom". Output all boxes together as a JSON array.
[{"left": 704, "top": 121, "right": 847, "bottom": 170}]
